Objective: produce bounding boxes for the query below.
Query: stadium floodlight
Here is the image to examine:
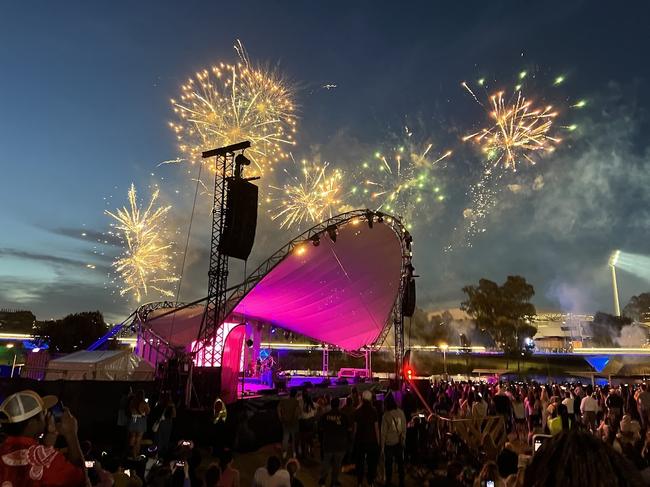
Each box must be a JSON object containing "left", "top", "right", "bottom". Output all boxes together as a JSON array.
[{"left": 609, "top": 250, "right": 621, "bottom": 316}]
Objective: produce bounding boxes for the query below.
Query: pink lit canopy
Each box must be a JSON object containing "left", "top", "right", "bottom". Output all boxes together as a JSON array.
[{"left": 146, "top": 219, "right": 403, "bottom": 351}]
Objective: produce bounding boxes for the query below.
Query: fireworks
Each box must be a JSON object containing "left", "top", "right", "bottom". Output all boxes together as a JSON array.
[
  {"left": 462, "top": 87, "right": 561, "bottom": 170},
  {"left": 105, "top": 184, "right": 178, "bottom": 302},
  {"left": 170, "top": 45, "right": 297, "bottom": 176},
  {"left": 354, "top": 132, "right": 450, "bottom": 228},
  {"left": 268, "top": 156, "right": 345, "bottom": 229}
]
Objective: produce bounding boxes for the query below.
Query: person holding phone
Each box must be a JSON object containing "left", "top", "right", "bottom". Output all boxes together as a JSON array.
[
  {"left": 473, "top": 461, "right": 506, "bottom": 487},
  {"left": 0, "top": 390, "right": 86, "bottom": 486},
  {"left": 127, "top": 390, "right": 150, "bottom": 459}
]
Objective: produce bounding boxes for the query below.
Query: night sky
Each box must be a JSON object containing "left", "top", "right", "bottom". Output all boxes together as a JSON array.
[{"left": 2, "top": 1, "right": 650, "bottom": 322}]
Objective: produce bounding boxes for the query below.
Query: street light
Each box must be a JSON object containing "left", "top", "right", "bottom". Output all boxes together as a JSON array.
[
  {"left": 609, "top": 250, "right": 621, "bottom": 316},
  {"left": 439, "top": 343, "right": 449, "bottom": 378}
]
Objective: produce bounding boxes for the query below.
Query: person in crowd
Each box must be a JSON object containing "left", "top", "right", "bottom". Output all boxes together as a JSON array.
[
  {"left": 217, "top": 449, "right": 239, "bottom": 487},
  {"left": 204, "top": 463, "right": 221, "bottom": 487},
  {"left": 153, "top": 391, "right": 176, "bottom": 457},
  {"left": 512, "top": 391, "right": 526, "bottom": 439},
  {"left": 636, "top": 384, "right": 650, "bottom": 429},
  {"left": 0, "top": 390, "right": 87, "bottom": 486},
  {"left": 277, "top": 389, "right": 301, "bottom": 460},
  {"left": 580, "top": 390, "right": 599, "bottom": 432},
  {"left": 127, "top": 389, "right": 150, "bottom": 459},
  {"left": 523, "top": 429, "right": 644, "bottom": 486},
  {"left": 539, "top": 387, "right": 550, "bottom": 431},
  {"left": 104, "top": 456, "right": 143, "bottom": 487},
  {"left": 561, "top": 390, "right": 575, "bottom": 424},
  {"left": 493, "top": 385, "right": 514, "bottom": 433},
  {"left": 547, "top": 404, "right": 571, "bottom": 436},
  {"left": 286, "top": 458, "right": 303, "bottom": 487},
  {"left": 473, "top": 461, "right": 506, "bottom": 487},
  {"left": 212, "top": 397, "right": 228, "bottom": 456},
  {"left": 318, "top": 397, "right": 348, "bottom": 487},
  {"left": 353, "top": 390, "right": 380, "bottom": 486},
  {"left": 252, "top": 455, "right": 291, "bottom": 487},
  {"left": 472, "top": 392, "right": 488, "bottom": 418},
  {"left": 606, "top": 386, "right": 625, "bottom": 422},
  {"left": 340, "top": 396, "right": 356, "bottom": 473},
  {"left": 380, "top": 393, "right": 406, "bottom": 487},
  {"left": 298, "top": 390, "right": 317, "bottom": 458}
]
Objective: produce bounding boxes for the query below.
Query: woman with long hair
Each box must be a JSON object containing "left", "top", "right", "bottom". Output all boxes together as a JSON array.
[{"left": 127, "top": 389, "right": 150, "bottom": 459}]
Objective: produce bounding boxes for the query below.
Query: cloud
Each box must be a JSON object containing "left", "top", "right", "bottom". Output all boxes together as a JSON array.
[
  {"left": 48, "top": 227, "right": 122, "bottom": 247},
  {"left": 0, "top": 248, "right": 88, "bottom": 267}
]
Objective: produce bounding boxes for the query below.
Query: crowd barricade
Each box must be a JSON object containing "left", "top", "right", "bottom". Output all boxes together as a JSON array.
[{"left": 431, "top": 413, "right": 507, "bottom": 459}]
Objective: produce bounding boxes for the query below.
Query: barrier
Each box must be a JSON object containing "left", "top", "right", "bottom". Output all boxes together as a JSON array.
[{"left": 432, "top": 414, "right": 507, "bottom": 460}]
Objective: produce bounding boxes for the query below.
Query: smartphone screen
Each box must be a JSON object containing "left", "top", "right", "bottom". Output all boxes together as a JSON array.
[
  {"left": 487, "top": 481, "right": 495, "bottom": 487},
  {"left": 124, "top": 469, "right": 131, "bottom": 477},
  {"left": 84, "top": 460, "right": 95, "bottom": 468},
  {"left": 534, "top": 439, "right": 543, "bottom": 451},
  {"left": 175, "top": 460, "right": 185, "bottom": 467},
  {"left": 50, "top": 402, "right": 64, "bottom": 422}
]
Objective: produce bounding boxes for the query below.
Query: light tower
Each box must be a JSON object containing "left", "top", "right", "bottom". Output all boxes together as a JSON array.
[{"left": 609, "top": 250, "right": 621, "bottom": 316}]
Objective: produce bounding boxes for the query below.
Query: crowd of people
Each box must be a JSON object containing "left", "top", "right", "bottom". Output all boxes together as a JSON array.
[{"left": 1, "top": 379, "right": 649, "bottom": 486}]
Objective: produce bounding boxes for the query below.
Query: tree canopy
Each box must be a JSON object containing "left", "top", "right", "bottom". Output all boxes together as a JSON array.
[
  {"left": 460, "top": 275, "right": 537, "bottom": 353},
  {"left": 589, "top": 311, "right": 632, "bottom": 347},
  {"left": 35, "top": 311, "right": 108, "bottom": 353},
  {"left": 622, "top": 292, "right": 650, "bottom": 322}
]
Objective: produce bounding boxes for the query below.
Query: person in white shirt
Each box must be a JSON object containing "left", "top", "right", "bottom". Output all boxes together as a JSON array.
[
  {"left": 580, "top": 392, "right": 599, "bottom": 431},
  {"left": 562, "top": 391, "right": 575, "bottom": 422},
  {"left": 252, "top": 456, "right": 291, "bottom": 487}
]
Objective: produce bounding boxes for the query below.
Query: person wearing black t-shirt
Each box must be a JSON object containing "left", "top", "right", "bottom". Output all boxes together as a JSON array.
[
  {"left": 318, "top": 397, "right": 349, "bottom": 487},
  {"left": 353, "top": 390, "right": 380, "bottom": 486}
]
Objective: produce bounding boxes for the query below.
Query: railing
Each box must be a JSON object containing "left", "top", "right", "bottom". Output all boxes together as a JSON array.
[{"left": 431, "top": 414, "right": 507, "bottom": 460}]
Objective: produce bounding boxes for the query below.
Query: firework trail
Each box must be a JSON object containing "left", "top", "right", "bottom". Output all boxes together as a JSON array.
[
  {"left": 105, "top": 184, "right": 178, "bottom": 302},
  {"left": 268, "top": 155, "right": 345, "bottom": 229},
  {"left": 170, "top": 42, "right": 297, "bottom": 176}
]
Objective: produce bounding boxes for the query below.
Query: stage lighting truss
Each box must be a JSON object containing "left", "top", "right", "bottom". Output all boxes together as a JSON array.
[{"left": 127, "top": 209, "right": 414, "bottom": 368}]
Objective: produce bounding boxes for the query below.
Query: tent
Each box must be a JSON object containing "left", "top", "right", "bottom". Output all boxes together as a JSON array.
[{"left": 44, "top": 350, "right": 154, "bottom": 381}]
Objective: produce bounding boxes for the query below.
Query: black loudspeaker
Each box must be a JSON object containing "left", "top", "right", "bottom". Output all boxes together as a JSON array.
[
  {"left": 220, "top": 178, "right": 258, "bottom": 260},
  {"left": 402, "top": 278, "right": 416, "bottom": 317}
]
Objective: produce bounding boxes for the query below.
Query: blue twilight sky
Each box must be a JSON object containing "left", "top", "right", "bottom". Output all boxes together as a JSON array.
[{"left": 1, "top": 1, "right": 650, "bottom": 322}]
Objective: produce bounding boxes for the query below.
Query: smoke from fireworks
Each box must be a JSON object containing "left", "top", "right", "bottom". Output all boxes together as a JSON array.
[
  {"left": 170, "top": 42, "right": 297, "bottom": 176},
  {"left": 105, "top": 184, "right": 178, "bottom": 302},
  {"left": 268, "top": 155, "right": 345, "bottom": 229},
  {"left": 462, "top": 87, "right": 560, "bottom": 170}
]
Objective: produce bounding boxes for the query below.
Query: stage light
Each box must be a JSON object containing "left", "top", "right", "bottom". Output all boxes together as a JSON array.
[
  {"left": 310, "top": 235, "right": 320, "bottom": 247},
  {"left": 271, "top": 326, "right": 277, "bottom": 334},
  {"left": 405, "top": 367, "right": 413, "bottom": 381},
  {"left": 32, "top": 348, "right": 40, "bottom": 353},
  {"left": 326, "top": 225, "right": 337, "bottom": 243},
  {"left": 5, "top": 343, "right": 14, "bottom": 349},
  {"left": 295, "top": 244, "right": 307, "bottom": 255},
  {"left": 246, "top": 339, "right": 254, "bottom": 348},
  {"left": 376, "top": 212, "right": 384, "bottom": 223},
  {"left": 609, "top": 250, "right": 620, "bottom": 267},
  {"left": 365, "top": 210, "right": 374, "bottom": 229}
]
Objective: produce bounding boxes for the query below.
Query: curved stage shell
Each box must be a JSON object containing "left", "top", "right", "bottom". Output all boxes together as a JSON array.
[{"left": 142, "top": 210, "right": 409, "bottom": 354}]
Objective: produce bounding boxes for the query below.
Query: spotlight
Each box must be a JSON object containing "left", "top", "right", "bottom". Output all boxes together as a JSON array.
[
  {"left": 365, "top": 210, "right": 374, "bottom": 229},
  {"left": 609, "top": 249, "right": 621, "bottom": 267},
  {"left": 326, "top": 225, "right": 337, "bottom": 243},
  {"left": 271, "top": 326, "right": 277, "bottom": 334},
  {"left": 310, "top": 234, "right": 320, "bottom": 247},
  {"left": 246, "top": 339, "right": 254, "bottom": 348}
]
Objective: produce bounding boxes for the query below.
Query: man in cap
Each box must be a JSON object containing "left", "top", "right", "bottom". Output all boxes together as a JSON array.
[{"left": 0, "top": 389, "right": 86, "bottom": 486}]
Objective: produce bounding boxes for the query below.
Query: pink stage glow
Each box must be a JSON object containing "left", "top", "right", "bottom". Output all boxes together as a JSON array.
[
  {"left": 190, "top": 322, "right": 240, "bottom": 367},
  {"left": 145, "top": 221, "right": 402, "bottom": 352}
]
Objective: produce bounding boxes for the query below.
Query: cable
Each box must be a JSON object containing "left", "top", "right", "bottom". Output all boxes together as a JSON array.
[{"left": 167, "top": 160, "right": 204, "bottom": 342}]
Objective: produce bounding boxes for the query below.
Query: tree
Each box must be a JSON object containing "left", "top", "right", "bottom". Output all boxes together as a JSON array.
[
  {"left": 35, "top": 311, "right": 109, "bottom": 353},
  {"left": 0, "top": 309, "right": 36, "bottom": 334},
  {"left": 460, "top": 276, "right": 537, "bottom": 353},
  {"left": 589, "top": 311, "right": 632, "bottom": 347},
  {"left": 622, "top": 293, "right": 650, "bottom": 322}
]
